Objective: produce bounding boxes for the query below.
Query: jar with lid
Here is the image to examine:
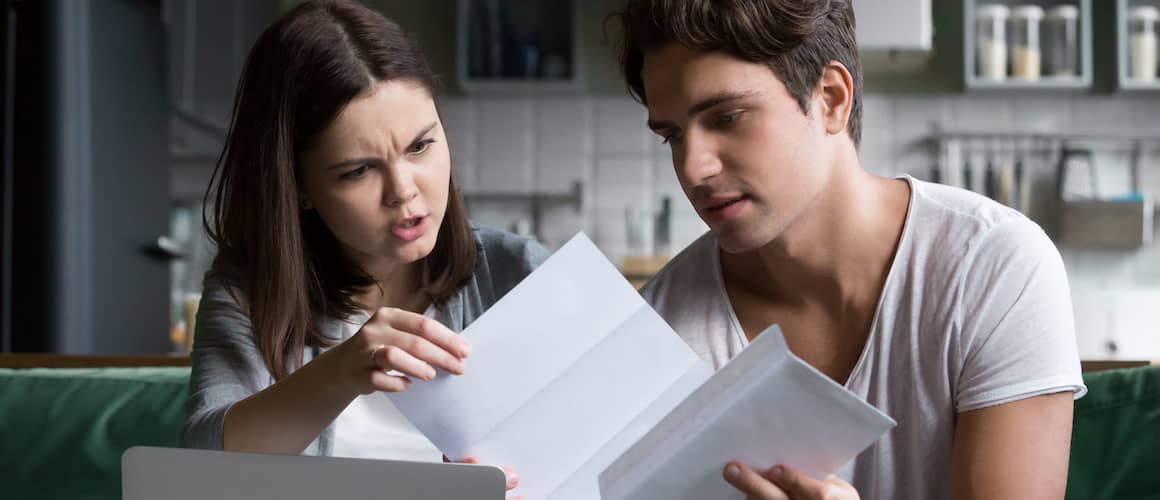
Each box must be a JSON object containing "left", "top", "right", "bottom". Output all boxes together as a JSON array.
[
  {"left": 1044, "top": 5, "right": 1080, "bottom": 77},
  {"left": 1128, "top": 6, "right": 1159, "bottom": 82},
  {"left": 976, "top": 4, "right": 1011, "bottom": 79},
  {"left": 1011, "top": 5, "right": 1044, "bottom": 80}
]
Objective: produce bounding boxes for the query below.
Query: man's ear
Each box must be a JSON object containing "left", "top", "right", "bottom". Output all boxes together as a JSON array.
[{"left": 817, "top": 61, "right": 854, "bottom": 137}]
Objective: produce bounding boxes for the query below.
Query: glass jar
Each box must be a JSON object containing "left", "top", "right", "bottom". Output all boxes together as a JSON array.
[
  {"left": 1044, "top": 5, "right": 1080, "bottom": 77},
  {"left": 1011, "top": 5, "right": 1045, "bottom": 80},
  {"left": 976, "top": 4, "right": 1011, "bottom": 79},
  {"left": 1128, "top": 6, "right": 1159, "bottom": 82}
]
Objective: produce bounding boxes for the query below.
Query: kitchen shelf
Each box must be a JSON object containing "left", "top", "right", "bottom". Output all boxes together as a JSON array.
[
  {"left": 1117, "top": 0, "right": 1160, "bottom": 91},
  {"left": 964, "top": 0, "right": 1094, "bottom": 92},
  {"left": 456, "top": 0, "right": 583, "bottom": 94}
]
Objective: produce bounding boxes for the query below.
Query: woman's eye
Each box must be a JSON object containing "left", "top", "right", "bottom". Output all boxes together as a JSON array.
[
  {"left": 661, "top": 131, "right": 682, "bottom": 146},
  {"left": 341, "top": 165, "right": 370, "bottom": 180},
  {"left": 408, "top": 138, "right": 436, "bottom": 154}
]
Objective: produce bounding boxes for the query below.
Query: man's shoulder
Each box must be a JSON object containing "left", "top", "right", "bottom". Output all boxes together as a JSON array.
[
  {"left": 906, "top": 178, "right": 1053, "bottom": 270},
  {"left": 909, "top": 178, "right": 1025, "bottom": 231},
  {"left": 900, "top": 178, "right": 1063, "bottom": 317}
]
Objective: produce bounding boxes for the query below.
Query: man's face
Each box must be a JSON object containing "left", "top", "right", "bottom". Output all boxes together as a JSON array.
[{"left": 642, "top": 43, "right": 834, "bottom": 254}]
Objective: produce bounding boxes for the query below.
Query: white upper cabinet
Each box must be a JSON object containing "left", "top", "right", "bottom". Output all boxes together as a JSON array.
[{"left": 855, "top": 0, "right": 933, "bottom": 51}]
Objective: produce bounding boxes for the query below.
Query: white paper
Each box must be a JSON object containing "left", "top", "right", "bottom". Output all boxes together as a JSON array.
[
  {"left": 388, "top": 232, "right": 895, "bottom": 500},
  {"left": 386, "top": 233, "right": 711, "bottom": 499},
  {"left": 598, "top": 325, "right": 898, "bottom": 500}
]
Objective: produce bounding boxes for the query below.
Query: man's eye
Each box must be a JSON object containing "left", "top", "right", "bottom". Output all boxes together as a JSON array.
[{"left": 718, "top": 111, "right": 743, "bottom": 124}]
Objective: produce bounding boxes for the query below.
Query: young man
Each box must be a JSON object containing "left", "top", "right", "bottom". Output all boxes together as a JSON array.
[{"left": 615, "top": 1, "right": 1086, "bottom": 499}]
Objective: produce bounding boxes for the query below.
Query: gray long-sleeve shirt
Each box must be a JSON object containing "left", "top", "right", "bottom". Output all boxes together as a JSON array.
[{"left": 180, "top": 226, "right": 550, "bottom": 455}]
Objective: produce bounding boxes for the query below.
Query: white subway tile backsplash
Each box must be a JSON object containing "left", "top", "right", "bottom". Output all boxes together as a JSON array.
[
  {"left": 468, "top": 202, "right": 533, "bottom": 236},
  {"left": 949, "top": 96, "right": 1011, "bottom": 131},
  {"left": 859, "top": 95, "right": 894, "bottom": 152},
  {"left": 477, "top": 99, "right": 534, "bottom": 193},
  {"left": 535, "top": 151, "right": 591, "bottom": 193},
  {"left": 1011, "top": 98, "right": 1074, "bottom": 131},
  {"left": 1063, "top": 248, "right": 1136, "bottom": 289},
  {"left": 859, "top": 144, "right": 895, "bottom": 177},
  {"left": 1070, "top": 98, "right": 1135, "bottom": 131},
  {"left": 595, "top": 157, "right": 652, "bottom": 212},
  {"left": 440, "top": 98, "right": 479, "bottom": 190},
  {"left": 1111, "top": 289, "right": 1160, "bottom": 358},
  {"left": 893, "top": 97, "right": 952, "bottom": 141},
  {"left": 538, "top": 207, "right": 589, "bottom": 251},
  {"left": 536, "top": 99, "right": 593, "bottom": 154},
  {"left": 652, "top": 148, "right": 685, "bottom": 205},
  {"left": 1132, "top": 98, "right": 1160, "bottom": 129},
  {"left": 668, "top": 214, "right": 709, "bottom": 256},
  {"left": 1070, "top": 288, "right": 1116, "bottom": 359},
  {"left": 451, "top": 160, "right": 477, "bottom": 192},
  {"left": 534, "top": 100, "right": 594, "bottom": 193},
  {"left": 594, "top": 208, "right": 629, "bottom": 266},
  {"left": 595, "top": 98, "right": 652, "bottom": 154},
  {"left": 439, "top": 98, "right": 476, "bottom": 154}
]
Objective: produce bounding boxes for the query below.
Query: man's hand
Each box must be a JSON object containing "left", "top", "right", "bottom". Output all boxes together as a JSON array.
[
  {"left": 723, "top": 461, "right": 859, "bottom": 500},
  {"left": 448, "top": 456, "right": 521, "bottom": 499}
]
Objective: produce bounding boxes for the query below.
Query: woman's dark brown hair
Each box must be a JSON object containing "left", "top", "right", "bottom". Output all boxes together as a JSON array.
[
  {"left": 204, "top": 0, "right": 477, "bottom": 380},
  {"left": 612, "top": 0, "right": 863, "bottom": 146}
]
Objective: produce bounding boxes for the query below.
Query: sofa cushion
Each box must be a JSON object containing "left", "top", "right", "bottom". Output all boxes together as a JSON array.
[
  {"left": 1067, "top": 365, "right": 1160, "bottom": 500},
  {"left": 0, "top": 367, "right": 189, "bottom": 500}
]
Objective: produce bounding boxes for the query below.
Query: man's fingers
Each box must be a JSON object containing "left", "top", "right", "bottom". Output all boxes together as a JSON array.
[
  {"left": 502, "top": 466, "right": 519, "bottom": 490},
  {"left": 457, "top": 457, "right": 517, "bottom": 492},
  {"left": 764, "top": 465, "right": 833, "bottom": 499},
  {"left": 723, "top": 462, "right": 790, "bottom": 500}
]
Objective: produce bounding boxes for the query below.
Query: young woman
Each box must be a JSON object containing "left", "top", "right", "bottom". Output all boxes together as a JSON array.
[{"left": 181, "top": 1, "right": 541, "bottom": 492}]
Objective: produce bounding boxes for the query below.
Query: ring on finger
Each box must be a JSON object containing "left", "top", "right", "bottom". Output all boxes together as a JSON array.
[{"left": 370, "top": 344, "right": 386, "bottom": 366}]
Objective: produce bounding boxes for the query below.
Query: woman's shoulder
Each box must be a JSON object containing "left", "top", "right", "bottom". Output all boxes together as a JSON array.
[
  {"left": 471, "top": 224, "right": 551, "bottom": 270},
  {"left": 465, "top": 224, "right": 551, "bottom": 306}
]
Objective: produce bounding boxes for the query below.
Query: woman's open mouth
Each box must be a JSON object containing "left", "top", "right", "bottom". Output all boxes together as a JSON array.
[{"left": 390, "top": 215, "right": 428, "bottom": 242}]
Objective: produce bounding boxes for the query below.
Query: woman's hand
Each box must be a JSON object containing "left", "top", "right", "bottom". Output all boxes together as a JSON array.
[
  {"left": 327, "top": 307, "right": 471, "bottom": 395},
  {"left": 724, "top": 462, "right": 859, "bottom": 500}
]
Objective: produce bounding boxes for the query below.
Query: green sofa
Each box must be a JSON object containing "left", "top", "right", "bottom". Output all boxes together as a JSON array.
[
  {"left": 0, "top": 367, "right": 188, "bottom": 500},
  {"left": 1, "top": 365, "right": 1157, "bottom": 499}
]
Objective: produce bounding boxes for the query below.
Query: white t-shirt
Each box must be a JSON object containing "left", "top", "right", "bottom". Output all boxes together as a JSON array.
[
  {"left": 330, "top": 306, "right": 443, "bottom": 462},
  {"left": 640, "top": 176, "right": 1086, "bottom": 500}
]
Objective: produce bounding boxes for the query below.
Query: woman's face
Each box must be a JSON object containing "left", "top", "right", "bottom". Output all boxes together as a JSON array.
[{"left": 299, "top": 80, "right": 451, "bottom": 274}]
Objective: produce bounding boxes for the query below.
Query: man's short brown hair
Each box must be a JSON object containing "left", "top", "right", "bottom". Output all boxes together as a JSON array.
[{"left": 612, "top": 0, "right": 863, "bottom": 146}]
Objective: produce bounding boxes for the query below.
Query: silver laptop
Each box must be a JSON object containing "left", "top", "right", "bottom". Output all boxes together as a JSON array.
[{"left": 122, "top": 446, "right": 506, "bottom": 500}]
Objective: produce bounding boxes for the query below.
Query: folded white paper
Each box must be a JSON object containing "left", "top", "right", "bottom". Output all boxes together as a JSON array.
[
  {"left": 386, "top": 233, "right": 895, "bottom": 500},
  {"left": 598, "top": 322, "right": 897, "bottom": 500}
]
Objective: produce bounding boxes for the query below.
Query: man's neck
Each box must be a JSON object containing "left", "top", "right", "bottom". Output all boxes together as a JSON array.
[{"left": 722, "top": 153, "right": 910, "bottom": 316}]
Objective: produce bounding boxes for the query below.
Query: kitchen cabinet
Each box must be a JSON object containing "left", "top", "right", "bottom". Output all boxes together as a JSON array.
[
  {"left": 1118, "top": 0, "right": 1160, "bottom": 91},
  {"left": 855, "top": 0, "right": 932, "bottom": 51},
  {"left": 456, "top": 0, "right": 583, "bottom": 94},
  {"left": 964, "top": 0, "right": 1094, "bottom": 91},
  {"left": 854, "top": 0, "right": 933, "bottom": 75}
]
